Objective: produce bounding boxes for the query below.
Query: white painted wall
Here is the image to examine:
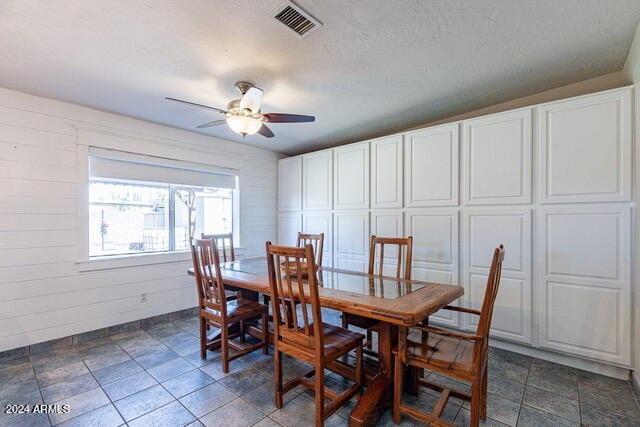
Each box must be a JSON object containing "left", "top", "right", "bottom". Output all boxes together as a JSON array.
[
  {"left": 622, "top": 21, "right": 640, "bottom": 389},
  {"left": 0, "top": 87, "right": 283, "bottom": 352}
]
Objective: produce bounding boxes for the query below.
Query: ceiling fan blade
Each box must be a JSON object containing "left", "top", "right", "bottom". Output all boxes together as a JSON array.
[
  {"left": 196, "top": 119, "right": 227, "bottom": 129},
  {"left": 239, "top": 87, "right": 263, "bottom": 114},
  {"left": 165, "top": 97, "right": 227, "bottom": 114},
  {"left": 263, "top": 113, "right": 315, "bottom": 123},
  {"left": 257, "top": 123, "right": 274, "bottom": 138}
]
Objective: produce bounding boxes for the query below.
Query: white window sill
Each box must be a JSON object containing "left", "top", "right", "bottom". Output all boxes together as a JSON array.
[{"left": 76, "top": 247, "right": 246, "bottom": 272}]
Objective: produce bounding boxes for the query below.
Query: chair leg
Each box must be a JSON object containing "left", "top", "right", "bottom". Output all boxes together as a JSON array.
[
  {"left": 392, "top": 354, "right": 404, "bottom": 424},
  {"left": 315, "top": 361, "right": 325, "bottom": 427},
  {"left": 366, "top": 329, "right": 373, "bottom": 350},
  {"left": 199, "top": 316, "right": 207, "bottom": 359},
  {"left": 355, "top": 345, "right": 363, "bottom": 390},
  {"left": 274, "top": 349, "right": 283, "bottom": 408},
  {"left": 239, "top": 320, "right": 245, "bottom": 343},
  {"left": 470, "top": 380, "right": 482, "bottom": 427},
  {"left": 481, "top": 363, "right": 488, "bottom": 419},
  {"left": 221, "top": 323, "right": 229, "bottom": 374},
  {"left": 341, "top": 313, "right": 348, "bottom": 329},
  {"left": 262, "top": 312, "right": 269, "bottom": 355}
]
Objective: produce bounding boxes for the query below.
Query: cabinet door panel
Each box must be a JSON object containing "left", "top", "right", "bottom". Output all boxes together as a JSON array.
[
  {"left": 278, "top": 156, "right": 302, "bottom": 211},
  {"left": 463, "top": 109, "right": 532, "bottom": 205},
  {"left": 303, "top": 150, "right": 332, "bottom": 211},
  {"left": 462, "top": 209, "right": 532, "bottom": 343},
  {"left": 412, "top": 267, "right": 459, "bottom": 327},
  {"left": 277, "top": 213, "right": 302, "bottom": 247},
  {"left": 539, "top": 88, "right": 631, "bottom": 203},
  {"left": 303, "top": 212, "right": 333, "bottom": 267},
  {"left": 537, "top": 205, "right": 631, "bottom": 365},
  {"left": 334, "top": 211, "right": 370, "bottom": 259},
  {"left": 371, "top": 135, "right": 403, "bottom": 208},
  {"left": 334, "top": 142, "right": 369, "bottom": 210},
  {"left": 405, "top": 124, "right": 459, "bottom": 207}
]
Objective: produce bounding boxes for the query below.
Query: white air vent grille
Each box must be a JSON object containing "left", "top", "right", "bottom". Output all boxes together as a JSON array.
[{"left": 273, "top": 1, "right": 322, "bottom": 39}]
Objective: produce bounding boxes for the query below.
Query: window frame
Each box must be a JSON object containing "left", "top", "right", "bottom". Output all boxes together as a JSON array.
[{"left": 76, "top": 143, "right": 241, "bottom": 271}]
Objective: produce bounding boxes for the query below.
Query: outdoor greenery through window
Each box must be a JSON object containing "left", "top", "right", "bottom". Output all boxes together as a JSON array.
[{"left": 89, "top": 178, "right": 233, "bottom": 257}]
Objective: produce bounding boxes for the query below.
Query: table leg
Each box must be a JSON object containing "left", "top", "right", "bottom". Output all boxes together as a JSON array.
[{"left": 349, "top": 321, "right": 397, "bottom": 426}]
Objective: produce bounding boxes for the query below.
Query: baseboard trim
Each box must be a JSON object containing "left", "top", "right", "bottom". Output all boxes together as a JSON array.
[
  {"left": 489, "top": 337, "right": 632, "bottom": 380},
  {"left": 0, "top": 306, "right": 198, "bottom": 364}
]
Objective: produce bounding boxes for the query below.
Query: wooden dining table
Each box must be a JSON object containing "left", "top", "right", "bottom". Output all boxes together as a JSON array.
[{"left": 188, "top": 257, "right": 464, "bottom": 426}]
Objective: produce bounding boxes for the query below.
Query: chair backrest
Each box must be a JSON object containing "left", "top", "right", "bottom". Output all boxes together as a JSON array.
[
  {"left": 475, "top": 244, "right": 505, "bottom": 338},
  {"left": 190, "top": 237, "right": 227, "bottom": 316},
  {"left": 297, "top": 232, "right": 324, "bottom": 269},
  {"left": 368, "top": 235, "right": 414, "bottom": 280},
  {"left": 201, "top": 233, "right": 235, "bottom": 262},
  {"left": 266, "top": 242, "right": 323, "bottom": 351}
]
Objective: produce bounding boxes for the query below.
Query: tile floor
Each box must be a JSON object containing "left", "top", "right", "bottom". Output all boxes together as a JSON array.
[{"left": 1, "top": 310, "right": 639, "bottom": 427}]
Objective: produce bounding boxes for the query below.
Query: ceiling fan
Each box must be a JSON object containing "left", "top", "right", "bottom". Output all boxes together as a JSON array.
[{"left": 166, "top": 81, "right": 315, "bottom": 138}]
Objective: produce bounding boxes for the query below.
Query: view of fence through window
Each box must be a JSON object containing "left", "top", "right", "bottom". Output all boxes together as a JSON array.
[{"left": 89, "top": 179, "right": 233, "bottom": 257}]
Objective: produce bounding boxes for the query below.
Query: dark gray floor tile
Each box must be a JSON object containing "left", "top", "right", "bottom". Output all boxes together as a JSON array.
[
  {"left": 529, "top": 359, "right": 577, "bottom": 382},
  {"left": 251, "top": 417, "right": 282, "bottom": 427},
  {"left": 0, "top": 358, "right": 33, "bottom": 382},
  {"left": 31, "top": 349, "right": 82, "bottom": 372},
  {"left": 140, "top": 314, "right": 170, "bottom": 329},
  {"left": 516, "top": 405, "right": 578, "bottom": 426},
  {"left": 0, "top": 347, "right": 29, "bottom": 364},
  {"left": 402, "top": 390, "right": 461, "bottom": 423},
  {"left": 30, "top": 337, "right": 73, "bottom": 356},
  {"left": 183, "top": 351, "right": 215, "bottom": 368},
  {"left": 483, "top": 393, "right": 521, "bottom": 426},
  {"left": 0, "top": 374, "right": 41, "bottom": 404},
  {"left": 78, "top": 342, "right": 131, "bottom": 371},
  {"left": 522, "top": 385, "right": 579, "bottom": 423},
  {"left": 579, "top": 381, "right": 640, "bottom": 420},
  {"left": 0, "top": 412, "right": 50, "bottom": 427},
  {"left": 113, "top": 384, "right": 174, "bottom": 422},
  {"left": 489, "top": 348, "right": 531, "bottom": 384},
  {"left": 453, "top": 408, "right": 509, "bottom": 426},
  {"left": 489, "top": 372, "right": 525, "bottom": 402},
  {"left": 48, "top": 387, "right": 110, "bottom": 425},
  {"left": 526, "top": 367, "right": 578, "bottom": 399},
  {"left": 107, "top": 320, "right": 140, "bottom": 336},
  {"left": 147, "top": 357, "right": 195, "bottom": 382},
  {"left": 162, "top": 369, "right": 215, "bottom": 398},
  {"left": 102, "top": 370, "right": 157, "bottom": 401},
  {"left": 577, "top": 369, "right": 631, "bottom": 390},
  {"left": 128, "top": 400, "right": 195, "bottom": 427},
  {"left": 91, "top": 359, "right": 143, "bottom": 385},
  {"left": 145, "top": 323, "right": 184, "bottom": 340},
  {"left": 56, "top": 403, "right": 124, "bottom": 427},
  {"left": 269, "top": 394, "right": 345, "bottom": 427},
  {"left": 581, "top": 401, "right": 640, "bottom": 427},
  {"left": 198, "top": 355, "right": 253, "bottom": 380},
  {"left": 33, "top": 361, "right": 90, "bottom": 388},
  {"left": 220, "top": 367, "right": 272, "bottom": 396},
  {"left": 242, "top": 380, "right": 298, "bottom": 414},
  {"left": 199, "top": 398, "right": 265, "bottom": 427},
  {"left": 160, "top": 332, "right": 201, "bottom": 356},
  {"left": 134, "top": 346, "right": 181, "bottom": 370},
  {"left": 179, "top": 383, "right": 237, "bottom": 418},
  {"left": 40, "top": 372, "right": 98, "bottom": 403},
  {"left": 73, "top": 328, "right": 110, "bottom": 345}
]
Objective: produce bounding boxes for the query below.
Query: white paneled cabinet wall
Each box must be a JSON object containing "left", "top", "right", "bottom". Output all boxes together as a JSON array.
[{"left": 277, "top": 86, "right": 634, "bottom": 370}]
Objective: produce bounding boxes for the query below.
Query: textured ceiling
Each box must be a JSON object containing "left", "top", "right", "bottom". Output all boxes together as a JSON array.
[{"left": 1, "top": 0, "right": 640, "bottom": 154}]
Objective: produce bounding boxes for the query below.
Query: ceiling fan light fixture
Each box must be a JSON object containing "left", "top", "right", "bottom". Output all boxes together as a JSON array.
[{"left": 226, "top": 115, "right": 263, "bottom": 137}]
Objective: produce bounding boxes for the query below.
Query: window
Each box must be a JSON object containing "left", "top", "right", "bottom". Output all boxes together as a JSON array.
[{"left": 88, "top": 149, "right": 237, "bottom": 258}]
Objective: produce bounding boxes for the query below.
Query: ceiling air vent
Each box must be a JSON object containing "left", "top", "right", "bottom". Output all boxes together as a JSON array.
[{"left": 273, "top": 1, "right": 322, "bottom": 39}]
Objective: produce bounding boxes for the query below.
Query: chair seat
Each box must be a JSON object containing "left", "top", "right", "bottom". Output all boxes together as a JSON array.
[
  {"left": 281, "top": 322, "right": 364, "bottom": 361},
  {"left": 202, "top": 298, "right": 268, "bottom": 324},
  {"left": 398, "top": 331, "right": 475, "bottom": 376}
]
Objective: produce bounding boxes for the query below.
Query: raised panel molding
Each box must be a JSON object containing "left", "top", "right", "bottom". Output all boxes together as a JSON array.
[
  {"left": 371, "top": 135, "right": 403, "bottom": 209},
  {"left": 537, "top": 204, "right": 631, "bottom": 365},
  {"left": 463, "top": 108, "right": 532, "bottom": 205},
  {"left": 277, "top": 156, "right": 302, "bottom": 211},
  {"left": 405, "top": 124, "right": 459, "bottom": 207},
  {"left": 334, "top": 211, "right": 370, "bottom": 268},
  {"left": 334, "top": 142, "right": 370, "bottom": 210},
  {"left": 303, "top": 212, "right": 333, "bottom": 267},
  {"left": 302, "top": 150, "right": 332, "bottom": 211},
  {"left": 462, "top": 208, "right": 532, "bottom": 343},
  {"left": 539, "top": 87, "right": 632, "bottom": 203},
  {"left": 277, "top": 213, "right": 302, "bottom": 247}
]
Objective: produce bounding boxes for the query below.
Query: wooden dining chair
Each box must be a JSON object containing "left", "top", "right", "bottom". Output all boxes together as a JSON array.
[
  {"left": 265, "top": 242, "right": 364, "bottom": 427},
  {"left": 201, "top": 232, "right": 235, "bottom": 262},
  {"left": 342, "top": 235, "right": 414, "bottom": 348},
  {"left": 297, "top": 232, "right": 324, "bottom": 270},
  {"left": 393, "top": 245, "right": 505, "bottom": 427},
  {"left": 190, "top": 238, "right": 268, "bottom": 373}
]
